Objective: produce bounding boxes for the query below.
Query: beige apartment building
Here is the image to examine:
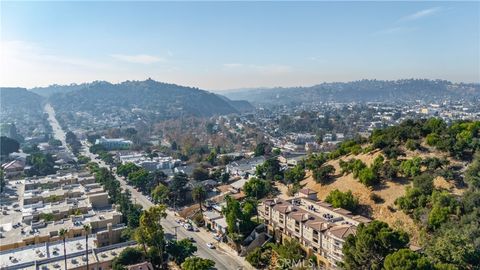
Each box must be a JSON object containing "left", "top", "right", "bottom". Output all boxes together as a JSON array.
[{"left": 258, "top": 189, "right": 371, "bottom": 269}]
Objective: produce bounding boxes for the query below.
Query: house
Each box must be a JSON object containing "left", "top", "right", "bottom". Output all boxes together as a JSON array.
[
  {"left": 203, "top": 211, "right": 223, "bottom": 230},
  {"left": 229, "top": 178, "right": 248, "bottom": 193},
  {"left": 1, "top": 160, "right": 25, "bottom": 177},
  {"left": 174, "top": 165, "right": 195, "bottom": 177},
  {"left": 226, "top": 156, "right": 265, "bottom": 178},
  {"left": 212, "top": 217, "right": 228, "bottom": 234}
]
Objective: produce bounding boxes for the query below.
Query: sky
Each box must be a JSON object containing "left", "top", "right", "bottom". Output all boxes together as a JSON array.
[{"left": 1, "top": 1, "right": 479, "bottom": 90}]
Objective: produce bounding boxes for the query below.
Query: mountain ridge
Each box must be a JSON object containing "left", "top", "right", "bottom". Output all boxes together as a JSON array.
[
  {"left": 45, "top": 79, "right": 253, "bottom": 119},
  {"left": 220, "top": 79, "right": 480, "bottom": 104}
]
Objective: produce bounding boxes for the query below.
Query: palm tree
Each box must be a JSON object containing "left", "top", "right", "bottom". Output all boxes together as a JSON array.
[
  {"left": 192, "top": 185, "right": 206, "bottom": 214},
  {"left": 83, "top": 224, "right": 91, "bottom": 270},
  {"left": 59, "top": 228, "right": 68, "bottom": 270}
]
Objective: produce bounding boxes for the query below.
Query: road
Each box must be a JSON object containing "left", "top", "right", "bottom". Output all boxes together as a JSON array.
[
  {"left": 81, "top": 143, "right": 252, "bottom": 270},
  {"left": 44, "top": 103, "right": 68, "bottom": 148},
  {"left": 44, "top": 104, "right": 250, "bottom": 269},
  {"left": 44, "top": 103, "right": 76, "bottom": 161}
]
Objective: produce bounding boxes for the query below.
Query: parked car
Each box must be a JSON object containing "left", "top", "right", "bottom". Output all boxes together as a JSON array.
[
  {"left": 193, "top": 226, "right": 200, "bottom": 232},
  {"left": 213, "top": 235, "right": 222, "bottom": 241},
  {"left": 206, "top": 243, "right": 215, "bottom": 249},
  {"left": 183, "top": 223, "right": 193, "bottom": 231},
  {"left": 187, "top": 237, "right": 195, "bottom": 242}
]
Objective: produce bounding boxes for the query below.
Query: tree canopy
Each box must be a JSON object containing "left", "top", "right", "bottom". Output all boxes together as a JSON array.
[{"left": 342, "top": 220, "right": 409, "bottom": 270}]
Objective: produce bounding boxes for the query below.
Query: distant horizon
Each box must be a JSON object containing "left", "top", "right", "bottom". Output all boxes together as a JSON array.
[
  {"left": 1, "top": 1, "right": 479, "bottom": 89},
  {"left": 1, "top": 77, "right": 480, "bottom": 93}
]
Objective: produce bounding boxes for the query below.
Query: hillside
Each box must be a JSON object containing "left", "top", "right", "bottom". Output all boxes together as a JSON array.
[
  {"left": 301, "top": 149, "right": 466, "bottom": 244},
  {"left": 30, "top": 83, "right": 90, "bottom": 97},
  {"left": 48, "top": 79, "right": 252, "bottom": 119},
  {"left": 0, "top": 87, "right": 44, "bottom": 111},
  {"left": 296, "top": 118, "right": 479, "bottom": 263},
  {"left": 0, "top": 88, "right": 46, "bottom": 138},
  {"left": 223, "top": 79, "right": 480, "bottom": 104}
]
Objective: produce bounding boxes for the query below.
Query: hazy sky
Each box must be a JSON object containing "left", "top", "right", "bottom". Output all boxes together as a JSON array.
[{"left": 1, "top": 1, "right": 479, "bottom": 90}]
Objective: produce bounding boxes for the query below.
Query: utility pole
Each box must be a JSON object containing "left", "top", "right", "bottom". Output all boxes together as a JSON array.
[{"left": 172, "top": 226, "right": 180, "bottom": 240}]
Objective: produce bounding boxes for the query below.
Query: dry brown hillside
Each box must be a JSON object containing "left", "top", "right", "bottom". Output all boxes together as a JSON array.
[{"left": 300, "top": 148, "right": 467, "bottom": 245}]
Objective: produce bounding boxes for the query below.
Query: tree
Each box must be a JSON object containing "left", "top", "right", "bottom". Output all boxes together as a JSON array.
[
  {"left": 271, "top": 239, "right": 305, "bottom": 269},
  {"left": 134, "top": 205, "right": 167, "bottom": 269},
  {"left": 305, "top": 153, "right": 327, "bottom": 170},
  {"left": 220, "top": 172, "right": 230, "bottom": 183},
  {"left": 342, "top": 221, "right": 409, "bottom": 270},
  {"left": 0, "top": 136, "right": 19, "bottom": 156},
  {"left": 77, "top": 155, "right": 91, "bottom": 164},
  {"left": 128, "top": 169, "right": 151, "bottom": 190},
  {"left": 246, "top": 247, "right": 270, "bottom": 268},
  {"left": 166, "top": 239, "right": 197, "bottom": 264},
  {"left": 83, "top": 224, "right": 91, "bottom": 270},
  {"left": 401, "top": 157, "right": 423, "bottom": 177},
  {"left": 254, "top": 142, "right": 268, "bottom": 157},
  {"left": 59, "top": 228, "right": 68, "bottom": 270},
  {"left": 25, "top": 152, "right": 57, "bottom": 176},
  {"left": 181, "top": 256, "right": 215, "bottom": 270},
  {"left": 312, "top": 164, "right": 335, "bottom": 185},
  {"left": 112, "top": 247, "right": 144, "bottom": 270},
  {"left": 243, "top": 177, "right": 270, "bottom": 199},
  {"left": 151, "top": 183, "right": 169, "bottom": 204},
  {"left": 284, "top": 164, "right": 306, "bottom": 184},
  {"left": 383, "top": 249, "right": 433, "bottom": 270},
  {"left": 256, "top": 158, "right": 281, "bottom": 181},
  {"left": 425, "top": 220, "right": 480, "bottom": 268},
  {"left": 192, "top": 185, "right": 207, "bottom": 213},
  {"left": 170, "top": 173, "right": 189, "bottom": 206},
  {"left": 325, "top": 189, "right": 359, "bottom": 212},
  {"left": 358, "top": 167, "right": 379, "bottom": 186},
  {"left": 405, "top": 139, "right": 420, "bottom": 151},
  {"left": 192, "top": 166, "right": 209, "bottom": 181},
  {"left": 465, "top": 151, "right": 480, "bottom": 190},
  {"left": 0, "top": 169, "right": 5, "bottom": 193},
  {"left": 222, "top": 195, "right": 255, "bottom": 241},
  {"left": 206, "top": 150, "right": 217, "bottom": 165},
  {"left": 117, "top": 162, "right": 141, "bottom": 178}
]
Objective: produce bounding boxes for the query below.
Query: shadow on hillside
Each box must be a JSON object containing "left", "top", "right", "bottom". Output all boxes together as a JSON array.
[
  {"left": 357, "top": 204, "right": 373, "bottom": 218},
  {"left": 373, "top": 177, "right": 410, "bottom": 191}
]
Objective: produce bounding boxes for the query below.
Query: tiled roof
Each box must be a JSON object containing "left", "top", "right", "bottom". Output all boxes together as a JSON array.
[{"left": 328, "top": 225, "right": 356, "bottom": 240}]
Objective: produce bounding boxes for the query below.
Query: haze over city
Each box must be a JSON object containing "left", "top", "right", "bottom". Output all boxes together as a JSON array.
[{"left": 1, "top": 1, "right": 479, "bottom": 89}]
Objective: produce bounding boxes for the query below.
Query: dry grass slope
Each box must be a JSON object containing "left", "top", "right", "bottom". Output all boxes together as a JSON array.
[{"left": 300, "top": 148, "right": 467, "bottom": 245}]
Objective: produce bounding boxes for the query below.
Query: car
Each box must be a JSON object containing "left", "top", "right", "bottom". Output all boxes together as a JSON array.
[
  {"left": 213, "top": 235, "right": 222, "bottom": 241},
  {"left": 187, "top": 237, "right": 195, "bottom": 242},
  {"left": 193, "top": 226, "right": 200, "bottom": 232},
  {"left": 206, "top": 243, "right": 215, "bottom": 249},
  {"left": 183, "top": 223, "right": 193, "bottom": 231}
]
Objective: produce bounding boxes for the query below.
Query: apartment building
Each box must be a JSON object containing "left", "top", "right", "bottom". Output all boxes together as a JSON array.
[
  {"left": 258, "top": 189, "right": 371, "bottom": 268},
  {"left": 95, "top": 137, "right": 132, "bottom": 150},
  {"left": 0, "top": 172, "right": 127, "bottom": 252},
  {"left": 0, "top": 237, "right": 137, "bottom": 270}
]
